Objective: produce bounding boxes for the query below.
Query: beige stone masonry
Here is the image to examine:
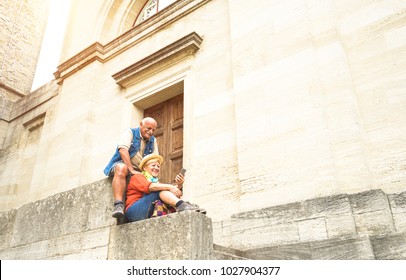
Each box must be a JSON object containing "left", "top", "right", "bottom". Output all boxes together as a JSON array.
[
  {"left": 54, "top": 0, "right": 211, "bottom": 84},
  {"left": 112, "top": 32, "right": 203, "bottom": 87}
]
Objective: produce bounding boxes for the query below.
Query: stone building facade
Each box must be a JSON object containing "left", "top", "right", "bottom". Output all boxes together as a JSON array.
[
  {"left": 0, "top": 0, "right": 49, "bottom": 100},
  {"left": 0, "top": 0, "right": 50, "bottom": 207},
  {"left": 0, "top": 0, "right": 405, "bottom": 257}
]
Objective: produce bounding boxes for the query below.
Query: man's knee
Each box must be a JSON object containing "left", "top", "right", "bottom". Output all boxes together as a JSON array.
[{"left": 114, "top": 163, "right": 128, "bottom": 178}]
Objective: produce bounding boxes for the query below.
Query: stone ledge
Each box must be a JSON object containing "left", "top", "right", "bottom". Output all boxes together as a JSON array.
[
  {"left": 242, "top": 236, "right": 375, "bottom": 260},
  {"left": 1, "top": 180, "right": 404, "bottom": 259},
  {"left": 229, "top": 189, "right": 404, "bottom": 250},
  {"left": 8, "top": 178, "right": 114, "bottom": 248},
  {"left": 371, "top": 232, "right": 406, "bottom": 260},
  {"left": 0, "top": 209, "right": 17, "bottom": 251},
  {"left": 0, "top": 211, "right": 212, "bottom": 260},
  {"left": 241, "top": 232, "right": 406, "bottom": 260},
  {"left": 109, "top": 211, "right": 212, "bottom": 260},
  {"left": 0, "top": 177, "right": 213, "bottom": 260},
  {"left": 112, "top": 32, "right": 203, "bottom": 87}
]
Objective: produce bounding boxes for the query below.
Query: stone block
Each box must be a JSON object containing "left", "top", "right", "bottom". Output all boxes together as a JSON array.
[
  {"left": 298, "top": 218, "right": 328, "bottom": 242},
  {"left": 310, "top": 236, "right": 374, "bottom": 260},
  {"left": 231, "top": 193, "right": 361, "bottom": 249},
  {"left": 213, "top": 244, "right": 246, "bottom": 260},
  {"left": 388, "top": 192, "right": 406, "bottom": 232},
  {"left": 371, "top": 233, "right": 406, "bottom": 260},
  {"left": 108, "top": 211, "right": 212, "bottom": 260},
  {"left": 348, "top": 190, "right": 395, "bottom": 236},
  {"left": 81, "top": 227, "right": 110, "bottom": 250},
  {"left": 45, "top": 227, "right": 110, "bottom": 259},
  {"left": 9, "top": 178, "right": 115, "bottom": 247},
  {"left": 353, "top": 210, "right": 395, "bottom": 236},
  {"left": 232, "top": 201, "right": 306, "bottom": 226},
  {"left": 212, "top": 219, "right": 232, "bottom": 247},
  {"left": 325, "top": 213, "right": 357, "bottom": 238},
  {"left": 62, "top": 246, "right": 108, "bottom": 260},
  {"left": 244, "top": 243, "right": 312, "bottom": 260},
  {"left": 231, "top": 222, "right": 300, "bottom": 249},
  {"left": 303, "top": 194, "right": 351, "bottom": 218},
  {"left": 388, "top": 191, "right": 406, "bottom": 214},
  {"left": 0, "top": 209, "right": 16, "bottom": 251},
  {"left": 212, "top": 250, "right": 246, "bottom": 260},
  {"left": 392, "top": 213, "right": 406, "bottom": 232},
  {"left": 82, "top": 179, "right": 115, "bottom": 231},
  {"left": 0, "top": 240, "right": 49, "bottom": 260},
  {"left": 47, "top": 232, "right": 83, "bottom": 258},
  {"left": 348, "top": 189, "right": 389, "bottom": 213}
]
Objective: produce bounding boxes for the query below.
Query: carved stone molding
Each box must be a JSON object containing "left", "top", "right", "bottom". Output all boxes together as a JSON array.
[
  {"left": 112, "top": 32, "right": 202, "bottom": 87},
  {"left": 0, "top": 82, "right": 26, "bottom": 98},
  {"left": 53, "top": 0, "right": 211, "bottom": 84}
]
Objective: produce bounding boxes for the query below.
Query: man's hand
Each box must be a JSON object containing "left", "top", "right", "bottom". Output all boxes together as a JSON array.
[{"left": 129, "top": 169, "right": 140, "bottom": 176}]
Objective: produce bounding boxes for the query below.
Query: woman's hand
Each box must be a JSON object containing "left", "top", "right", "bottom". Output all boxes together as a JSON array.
[
  {"left": 169, "top": 185, "right": 182, "bottom": 198},
  {"left": 175, "top": 174, "right": 185, "bottom": 189}
]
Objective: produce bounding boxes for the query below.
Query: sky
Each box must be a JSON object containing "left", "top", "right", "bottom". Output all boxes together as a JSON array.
[{"left": 31, "top": 0, "right": 71, "bottom": 91}]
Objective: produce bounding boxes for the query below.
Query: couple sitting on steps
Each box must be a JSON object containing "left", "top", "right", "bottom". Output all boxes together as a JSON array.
[{"left": 103, "top": 117, "right": 205, "bottom": 222}]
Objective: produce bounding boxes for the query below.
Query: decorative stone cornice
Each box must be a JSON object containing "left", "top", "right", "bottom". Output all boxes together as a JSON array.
[
  {"left": 53, "top": 0, "right": 211, "bottom": 84},
  {"left": 1, "top": 80, "right": 59, "bottom": 122},
  {"left": 0, "top": 82, "right": 26, "bottom": 98},
  {"left": 112, "top": 32, "right": 202, "bottom": 87},
  {"left": 53, "top": 42, "right": 104, "bottom": 80}
]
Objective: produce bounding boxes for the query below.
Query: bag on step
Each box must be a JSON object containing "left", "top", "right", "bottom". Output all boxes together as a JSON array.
[{"left": 150, "top": 199, "right": 176, "bottom": 217}]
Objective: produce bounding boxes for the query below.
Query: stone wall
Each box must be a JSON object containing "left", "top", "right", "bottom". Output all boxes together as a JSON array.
[
  {"left": 0, "top": 177, "right": 404, "bottom": 259},
  {"left": 0, "top": 0, "right": 51, "bottom": 211},
  {"left": 0, "top": 0, "right": 405, "bottom": 230},
  {"left": 0, "top": 80, "right": 58, "bottom": 211},
  {"left": 0, "top": 178, "right": 213, "bottom": 260},
  {"left": 213, "top": 189, "right": 406, "bottom": 259},
  {"left": 0, "top": 0, "right": 49, "bottom": 99}
]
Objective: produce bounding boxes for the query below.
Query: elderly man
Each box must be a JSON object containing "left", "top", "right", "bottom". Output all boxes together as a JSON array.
[{"left": 104, "top": 117, "right": 159, "bottom": 218}]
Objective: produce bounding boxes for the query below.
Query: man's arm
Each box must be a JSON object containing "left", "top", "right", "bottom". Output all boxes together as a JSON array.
[
  {"left": 153, "top": 139, "right": 159, "bottom": 154},
  {"left": 119, "top": 148, "right": 139, "bottom": 175}
]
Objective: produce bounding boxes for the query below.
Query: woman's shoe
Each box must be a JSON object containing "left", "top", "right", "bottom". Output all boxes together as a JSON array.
[{"left": 176, "top": 201, "right": 199, "bottom": 212}]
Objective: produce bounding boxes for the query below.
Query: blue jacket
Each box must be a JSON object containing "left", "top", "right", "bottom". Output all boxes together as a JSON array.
[{"left": 103, "top": 127, "right": 156, "bottom": 176}]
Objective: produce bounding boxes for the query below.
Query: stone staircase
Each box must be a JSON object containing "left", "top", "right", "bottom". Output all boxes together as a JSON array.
[
  {"left": 0, "top": 177, "right": 405, "bottom": 259},
  {"left": 213, "top": 189, "right": 406, "bottom": 259},
  {"left": 214, "top": 232, "right": 406, "bottom": 260},
  {"left": 212, "top": 244, "right": 248, "bottom": 260}
]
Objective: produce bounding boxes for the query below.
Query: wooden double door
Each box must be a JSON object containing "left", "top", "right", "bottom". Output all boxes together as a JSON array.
[{"left": 144, "top": 94, "right": 183, "bottom": 183}]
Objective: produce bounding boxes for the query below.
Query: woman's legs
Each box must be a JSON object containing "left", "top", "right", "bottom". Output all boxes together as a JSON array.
[
  {"left": 125, "top": 192, "right": 160, "bottom": 222},
  {"left": 159, "top": 191, "right": 180, "bottom": 207}
]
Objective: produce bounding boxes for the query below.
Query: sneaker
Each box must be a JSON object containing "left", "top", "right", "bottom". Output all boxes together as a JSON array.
[
  {"left": 187, "top": 202, "right": 207, "bottom": 214},
  {"left": 176, "top": 201, "right": 199, "bottom": 212},
  {"left": 112, "top": 203, "right": 124, "bottom": 218}
]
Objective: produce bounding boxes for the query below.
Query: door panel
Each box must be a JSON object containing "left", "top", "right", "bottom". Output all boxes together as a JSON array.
[{"left": 144, "top": 94, "right": 183, "bottom": 183}]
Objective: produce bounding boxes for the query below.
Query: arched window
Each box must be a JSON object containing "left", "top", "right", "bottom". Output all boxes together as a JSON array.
[{"left": 134, "top": 0, "right": 177, "bottom": 26}]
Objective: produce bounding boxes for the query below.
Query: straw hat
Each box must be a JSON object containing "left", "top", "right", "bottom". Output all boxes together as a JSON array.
[{"left": 139, "top": 154, "right": 163, "bottom": 170}]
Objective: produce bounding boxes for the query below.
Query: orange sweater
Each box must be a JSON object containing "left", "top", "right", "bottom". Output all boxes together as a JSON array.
[{"left": 125, "top": 174, "right": 152, "bottom": 211}]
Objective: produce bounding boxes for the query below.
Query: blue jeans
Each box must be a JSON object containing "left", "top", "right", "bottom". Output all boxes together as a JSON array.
[{"left": 125, "top": 192, "right": 160, "bottom": 222}]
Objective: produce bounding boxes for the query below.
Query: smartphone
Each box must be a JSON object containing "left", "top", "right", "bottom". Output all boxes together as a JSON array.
[{"left": 179, "top": 168, "right": 186, "bottom": 176}]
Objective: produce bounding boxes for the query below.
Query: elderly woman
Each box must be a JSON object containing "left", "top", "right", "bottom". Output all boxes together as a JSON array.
[{"left": 125, "top": 154, "right": 199, "bottom": 222}]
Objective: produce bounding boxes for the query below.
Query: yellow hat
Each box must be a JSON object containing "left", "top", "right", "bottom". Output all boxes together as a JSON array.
[{"left": 139, "top": 154, "right": 164, "bottom": 170}]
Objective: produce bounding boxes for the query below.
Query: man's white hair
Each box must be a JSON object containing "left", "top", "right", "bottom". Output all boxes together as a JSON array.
[{"left": 141, "top": 117, "right": 157, "bottom": 125}]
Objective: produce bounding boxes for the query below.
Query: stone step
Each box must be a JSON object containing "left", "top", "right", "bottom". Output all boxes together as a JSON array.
[
  {"left": 212, "top": 244, "right": 248, "bottom": 260},
  {"left": 226, "top": 189, "right": 406, "bottom": 251},
  {"left": 239, "top": 232, "right": 406, "bottom": 260},
  {"left": 0, "top": 178, "right": 214, "bottom": 260}
]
